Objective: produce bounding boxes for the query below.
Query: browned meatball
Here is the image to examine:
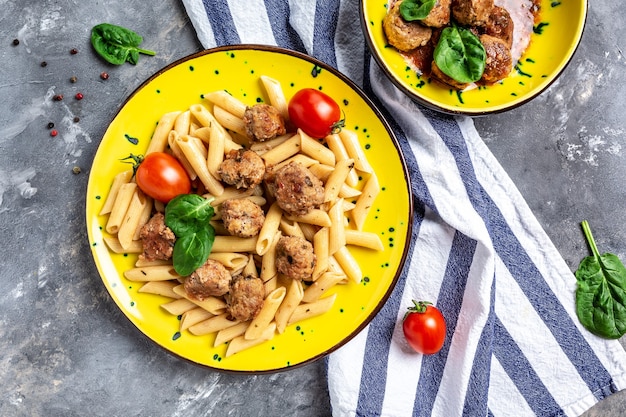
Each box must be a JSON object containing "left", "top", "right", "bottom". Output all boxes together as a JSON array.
[
  {"left": 275, "top": 236, "right": 316, "bottom": 281},
  {"left": 184, "top": 259, "right": 231, "bottom": 300},
  {"left": 483, "top": 6, "right": 514, "bottom": 49},
  {"left": 451, "top": 0, "right": 494, "bottom": 27},
  {"left": 243, "top": 104, "right": 286, "bottom": 142},
  {"left": 480, "top": 34, "right": 512, "bottom": 84},
  {"left": 383, "top": 1, "right": 432, "bottom": 52},
  {"left": 422, "top": 0, "right": 451, "bottom": 28},
  {"left": 221, "top": 198, "right": 265, "bottom": 238},
  {"left": 227, "top": 274, "right": 265, "bottom": 321},
  {"left": 218, "top": 149, "right": 265, "bottom": 189},
  {"left": 430, "top": 60, "right": 470, "bottom": 90},
  {"left": 139, "top": 212, "right": 175, "bottom": 262},
  {"left": 271, "top": 162, "right": 324, "bottom": 216}
]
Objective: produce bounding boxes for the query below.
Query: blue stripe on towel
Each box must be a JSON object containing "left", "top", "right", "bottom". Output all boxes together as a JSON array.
[
  {"left": 422, "top": 107, "right": 616, "bottom": 399},
  {"left": 493, "top": 316, "right": 563, "bottom": 415},
  {"left": 312, "top": 0, "right": 339, "bottom": 67},
  {"left": 263, "top": 0, "right": 307, "bottom": 52},
  {"left": 413, "top": 232, "right": 478, "bottom": 416},
  {"left": 202, "top": 0, "right": 240, "bottom": 45}
]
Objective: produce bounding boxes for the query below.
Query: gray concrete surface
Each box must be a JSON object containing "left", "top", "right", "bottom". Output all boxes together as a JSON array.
[{"left": 1, "top": 0, "right": 625, "bottom": 416}]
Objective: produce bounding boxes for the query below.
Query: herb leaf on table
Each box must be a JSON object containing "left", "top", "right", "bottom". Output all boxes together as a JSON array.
[
  {"left": 91, "top": 23, "right": 156, "bottom": 65},
  {"left": 575, "top": 220, "right": 626, "bottom": 339}
]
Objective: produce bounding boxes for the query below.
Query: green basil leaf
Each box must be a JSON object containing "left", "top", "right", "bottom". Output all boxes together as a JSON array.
[
  {"left": 172, "top": 227, "right": 215, "bottom": 276},
  {"left": 90, "top": 23, "right": 156, "bottom": 66},
  {"left": 434, "top": 26, "right": 486, "bottom": 84},
  {"left": 400, "top": 0, "right": 437, "bottom": 21},
  {"left": 165, "top": 194, "right": 215, "bottom": 236},
  {"left": 575, "top": 220, "right": 626, "bottom": 339}
]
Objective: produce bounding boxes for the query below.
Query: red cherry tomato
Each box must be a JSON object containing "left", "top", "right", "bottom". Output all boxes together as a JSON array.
[
  {"left": 402, "top": 300, "right": 446, "bottom": 355},
  {"left": 288, "top": 88, "right": 345, "bottom": 138},
  {"left": 134, "top": 152, "right": 191, "bottom": 203}
]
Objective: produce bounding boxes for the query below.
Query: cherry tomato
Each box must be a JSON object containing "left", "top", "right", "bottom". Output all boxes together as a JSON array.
[
  {"left": 402, "top": 300, "right": 446, "bottom": 355},
  {"left": 288, "top": 88, "right": 345, "bottom": 138},
  {"left": 134, "top": 152, "right": 191, "bottom": 203}
]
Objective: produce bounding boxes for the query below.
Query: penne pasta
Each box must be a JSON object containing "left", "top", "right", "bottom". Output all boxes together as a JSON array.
[
  {"left": 103, "top": 236, "right": 142, "bottom": 254},
  {"left": 105, "top": 182, "right": 137, "bottom": 235},
  {"left": 275, "top": 280, "right": 304, "bottom": 333},
  {"left": 117, "top": 188, "right": 149, "bottom": 251},
  {"left": 325, "top": 133, "right": 359, "bottom": 187},
  {"left": 351, "top": 174, "right": 380, "bottom": 231},
  {"left": 288, "top": 294, "right": 337, "bottom": 326},
  {"left": 99, "top": 170, "right": 133, "bottom": 215},
  {"left": 256, "top": 202, "right": 282, "bottom": 256},
  {"left": 214, "top": 321, "right": 250, "bottom": 347},
  {"left": 124, "top": 265, "right": 180, "bottom": 282},
  {"left": 180, "top": 307, "right": 216, "bottom": 331},
  {"left": 260, "top": 135, "right": 301, "bottom": 167},
  {"left": 189, "top": 312, "right": 241, "bottom": 336},
  {"left": 302, "top": 272, "right": 345, "bottom": 303},
  {"left": 260, "top": 75, "right": 289, "bottom": 120},
  {"left": 214, "top": 105, "right": 247, "bottom": 137},
  {"left": 138, "top": 281, "right": 182, "bottom": 299},
  {"left": 345, "top": 229, "right": 385, "bottom": 251},
  {"left": 245, "top": 286, "right": 286, "bottom": 340},
  {"left": 204, "top": 90, "right": 247, "bottom": 118},
  {"left": 225, "top": 322, "right": 276, "bottom": 357},
  {"left": 334, "top": 246, "right": 363, "bottom": 284},
  {"left": 146, "top": 111, "right": 181, "bottom": 154},
  {"left": 161, "top": 298, "right": 198, "bottom": 316},
  {"left": 299, "top": 129, "right": 336, "bottom": 166},
  {"left": 172, "top": 285, "right": 227, "bottom": 314},
  {"left": 339, "top": 129, "right": 373, "bottom": 173}
]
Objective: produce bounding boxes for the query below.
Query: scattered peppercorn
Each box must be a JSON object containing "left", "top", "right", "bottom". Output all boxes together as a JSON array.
[
  {"left": 50, "top": 129, "right": 58, "bottom": 137},
  {"left": 47, "top": 122, "right": 55, "bottom": 129},
  {"left": 40, "top": 61, "right": 47, "bottom": 67},
  {"left": 73, "top": 116, "right": 80, "bottom": 123},
  {"left": 53, "top": 94, "right": 63, "bottom": 101},
  {"left": 70, "top": 48, "right": 78, "bottom": 55},
  {"left": 75, "top": 92, "right": 83, "bottom": 100},
  {"left": 70, "top": 76, "right": 77, "bottom": 83},
  {"left": 72, "top": 166, "right": 81, "bottom": 174},
  {"left": 100, "top": 72, "right": 109, "bottom": 80},
  {"left": 12, "top": 39, "right": 19, "bottom": 46}
]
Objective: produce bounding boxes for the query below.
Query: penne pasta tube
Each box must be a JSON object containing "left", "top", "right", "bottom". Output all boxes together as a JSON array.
[
  {"left": 146, "top": 111, "right": 181, "bottom": 154},
  {"left": 172, "top": 285, "right": 227, "bottom": 314},
  {"left": 324, "top": 158, "right": 354, "bottom": 204},
  {"left": 189, "top": 103, "right": 217, "bottom": 128},
  {"left": 103, "top": 236, "right": 142, "bottom": 254},
  {"left": 105, "top": 182, "right": 137, "bottom": 234},
  {"left": 138, "top": 281, "right": 182, "bottom": 299},
  {"left": 263, "top": 275, "right": 278, "bottom": 294},
  {"left": 212, "top": 236, "right": 258, "bottom": 253},
  {"left": 208, "top": 252, "right": 249, "bottom": 271},
  {"left": 328, "top": 198, "right": 347, "bottom": 256},
  {"left": 225, "top": 322, "right": 276, "bottom": 357},
  {"left": 261, "top": 230, "right": 281, "bottom": 282},
  {"left": 249, "top": 133, "right": 292, "bottom": 153},
  {"left": 174, "top": 110, "right": 191, "bottom": 135},
  {"left": 256, "top": 202, "right": 282, "bottom": 256},
  {"left": 312, "top": 227, "right": 330, "bottom": 280},
  {"left": 242, "top": 254, "right": 258, "bottom": 278},
  {"left": 351, "top": 174, "right": 379, "bottom": 231},
  {"left": 134, "top": 258, "right": 171, "bottom": 267},
  {"left": 168, "top": 130, "right": 197, "bottom": 180},
  {"left": 189, "top": 312, "right": 241, "bottom": 336},
  {"left": 207, "top": 121, "right": 226, "bottom": 178},
  {"left": 339, "top": 183, "right": 362, "bottom": 199},
  {"left": 334, "top": 246, "right": 362, "bottom": 284},
  {"left": 245, "top": 286, "right": 286, "bottom": 340},
  {"left": 180, "top": 307, "right": 215, "bottom": 331},
  {"left": 214, "top": 321, "right": 250, "bottom": 347},
  {"left": 299, "top": 129, "right": 336, "bottom": 166},
  {"left": 132, "top": 194, "right": 154, "bottom": 241},
  {"left": 177, "top": 135, "right": 224, "bottom": 196},
  {"left": 279, "top": 218, "right": 305, "bottom": 238},
  {"left": 161, "top": 298, "right": 198, "bottom": 316},
  {"left": 260, "top": 135, "right": 301, "bottom": 167},
  {"left": 275, "top": 280, "right": 304, "bottom": 333},
  {"left": 214, "top": 105, "right": 247, "bottom": 137},
  {"left": 307, "top": 163, "right": 334, "bottom": 182},
  {"left": 286, "top": 209, "right": 332, "bottom": 228},
  {"left": 204, "top": 90, "right": 247, "bottom": 118},
  {"left": 117, "top": 188, "right": 149, "bottom": 251},
  {"left": 260, "top": 75, "right": 289, "bottom": 120},
  {"left": 124, "top": 265, "right": 180, "bottom": 282},
  {"left": 272, "top": 154, "right": 319, "bottom": 173},
  {"left": 339, "top": 129, "right": 373, "bottom": 173},
  {"left": 99, "top": 170, "right": 133, "bottom": 215},
  {"left": 326, "top": 133, "right": 358, "bottom": 186},
  {"left": 208, "top": 186, "right": 254, "bottom": 206},
  {"left": 288, "top": 294, "right": 337, "bottom": 326},
  {"left": 302, "top": 272, "right": 345, "bottom": 303},
  {"left": 344, "top": 229, "right": 384, "bottom": 251}
]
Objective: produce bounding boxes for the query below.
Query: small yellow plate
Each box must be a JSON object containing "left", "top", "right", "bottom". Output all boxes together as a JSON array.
[
  {"left": 361, "top": 0, "right": 588, "bottom": 115},
  {"left": 86, "top": 45, "right": 413, "bottom": 373}
]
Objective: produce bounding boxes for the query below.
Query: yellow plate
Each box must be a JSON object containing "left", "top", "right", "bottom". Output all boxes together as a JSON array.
[
  {"left": 86, "top": 45, "right": 413, "bottom": 373},
  {"left": 361, "top": 0, "right": 588, "bottom": 115}
]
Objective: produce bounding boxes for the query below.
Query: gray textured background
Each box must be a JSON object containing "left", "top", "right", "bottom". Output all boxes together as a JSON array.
[{"left": 1, "top": 0, "right": 624, "bottom": 416}]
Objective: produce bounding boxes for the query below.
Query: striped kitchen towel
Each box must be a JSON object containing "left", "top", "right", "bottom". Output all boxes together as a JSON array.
[{"left": 181, "top": 0, "right": 626, "bottom": 415}]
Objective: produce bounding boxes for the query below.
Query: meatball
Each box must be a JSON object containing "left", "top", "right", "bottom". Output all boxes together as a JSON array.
[
  {"left": 421, "top": 0, "right": 451, "bottom": 28},
  {"left": 218, "top": 149, "right": 265, "bottom": 189},
  {"left": 383, "top": 1, "right": 432, "bottom": 52},
  {"left": 483, "top": 6, "right": 514, "bottom": 49},
  {"left": 275, "top": 236, "right": 316, "bottom": 281},
  {"left": 139, "top": 212, "right": 175, "bottom": 262},
  {"left": 227, "top": 274, "right": 265, "bottom": 321},
  {"left": 184, "top": 259, "right": 231, "bottom": 300},
  {"left": 430, "top": 60, "right": 470, "bottom": 90},
  {"left": 480, "top": 34, "right": 512, "bottom": 84},
  {"left": 221, "top": 198, "right": 265, "bottom": 238},
  {"left": 451, "top": 0, "right": 494, "bottom": 27},
  {"left": 271, "top": 162, "right": 324, "bottom": 216},
  {"left": 243, "top": 104, "right": 286, "bottom": 142}
]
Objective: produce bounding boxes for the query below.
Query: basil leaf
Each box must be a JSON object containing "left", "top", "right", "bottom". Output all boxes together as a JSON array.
[
  {"left": 90, "top": 23, "right": 156, "bottom": 66},
  {"left": 400, "top": 0, "right": 437, "bottom": 21},
  {"left": 434, "top": 25, "right": 486, "bottom": 84},
  {"left": 172, "top": 227, "right": 215, "bottom": 277},
  {"left": 165, "top": 194, "right": 215, "bottom": 236},
  {"left": 575, "top": 220, "right": 626, "bottom": 339}
]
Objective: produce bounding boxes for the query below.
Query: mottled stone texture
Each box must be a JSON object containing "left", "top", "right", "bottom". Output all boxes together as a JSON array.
[{"left": 0, "top": 0, "right": 624, "bottom": 416}]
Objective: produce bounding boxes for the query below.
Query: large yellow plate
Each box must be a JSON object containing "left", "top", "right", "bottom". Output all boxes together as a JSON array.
[
  {"left": 86, "top": 45, "right": 413, "bottom": 373},
  {"left": 361, "top": 0, "right": 588, "bottom": 115}
]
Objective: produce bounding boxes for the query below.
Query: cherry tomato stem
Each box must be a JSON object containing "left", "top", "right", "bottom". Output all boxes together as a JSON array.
[{"left": 402, "top": 300, "right": 446, "bottom": 355}]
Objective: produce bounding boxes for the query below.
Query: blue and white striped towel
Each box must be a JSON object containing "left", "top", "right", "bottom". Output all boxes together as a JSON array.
[{"left": 181, "top": 1, "right": 626, "bottom": 415}]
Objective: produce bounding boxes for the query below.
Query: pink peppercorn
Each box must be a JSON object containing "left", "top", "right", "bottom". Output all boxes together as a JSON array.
[
  {"left": 75, "top": 92, "right": 84, "bottom": 100},
  {"left": 50, "top": 129, "right": 58, "bottom": 137}
]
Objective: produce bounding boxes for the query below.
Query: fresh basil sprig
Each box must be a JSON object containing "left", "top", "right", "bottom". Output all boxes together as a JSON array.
[
  {"left": 433, "top": 25, "right": 486, "bottom": 84},
  {"left": 91, "top": 23, "right": 156, "bottom": 65},
  {"left": 165, "top": 194, "right": 216, "bottom": 276},
  {"left": 575, "top": 220, "right": 626, "bottom": 339},
  {"left": 400, "top": 0, "right": 437, "bottom": 21}
]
